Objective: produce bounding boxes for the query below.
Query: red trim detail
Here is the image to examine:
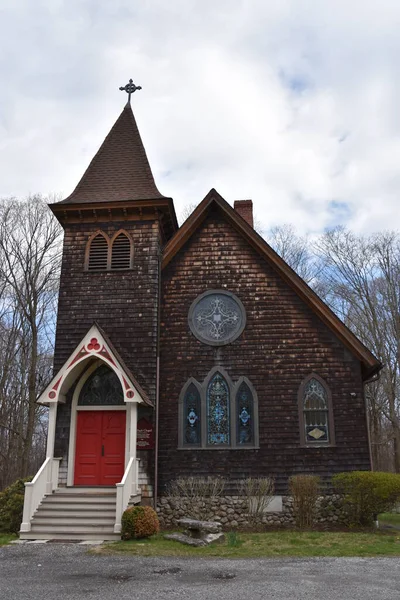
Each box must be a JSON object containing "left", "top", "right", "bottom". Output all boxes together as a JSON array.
[
  {"left": 48, "top": 391, "right": 56, "bottom": 399},
  {"left": 100, "top": 346, "right": 116, "bottom": 366},
  {"left": 68, "top": 346, "right": 88, "bottom": 368},
  {"left": 87, "top": 337, "right": 101, "bottom": 351},
  {"left": 126, "top": 390, "right": 134, "bottom": 399},
  {"left": 52, "top": 377, "right": 62, "bottom": 391},
  {"left": 122, "top": 377, "right": 130, "bottom": 390}
]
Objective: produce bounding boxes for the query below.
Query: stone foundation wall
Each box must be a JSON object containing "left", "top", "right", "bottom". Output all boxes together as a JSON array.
[{"left": 157, "top": 494, "right": 345, "bottom": 528}]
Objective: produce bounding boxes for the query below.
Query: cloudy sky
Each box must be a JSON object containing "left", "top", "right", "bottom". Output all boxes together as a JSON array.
[{"left": 1, "top": 1, "right": 399, "bottom": 235}]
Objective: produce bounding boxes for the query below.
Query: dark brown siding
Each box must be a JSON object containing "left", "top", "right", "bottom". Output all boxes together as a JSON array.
[
  {"left": 54, "top": 219, "right": 160, "bottom": 459},
  {"left": 159, "top": 207, "right": 370, "bottom": 494}
]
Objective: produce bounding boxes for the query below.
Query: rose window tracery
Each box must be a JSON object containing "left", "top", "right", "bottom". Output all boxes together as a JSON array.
[{"left": 188, "top": 291, "right": 246, "bottom": 346}]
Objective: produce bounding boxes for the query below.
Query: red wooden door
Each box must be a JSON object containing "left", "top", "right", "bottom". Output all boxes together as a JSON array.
[
  {"left": 100, "top": 411, "right": 126, "bottom": 485},
  {"left": 74, "top": 411, "right": 126, "bottom": 486}
]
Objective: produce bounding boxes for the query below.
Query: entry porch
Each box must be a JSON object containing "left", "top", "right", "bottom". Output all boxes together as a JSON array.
[{"left": 20, "top": 325, "right": 151, "bottom": 539}]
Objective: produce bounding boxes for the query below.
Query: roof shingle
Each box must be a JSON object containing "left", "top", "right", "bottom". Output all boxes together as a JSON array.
[{"left": 60, "top": 103, "right": 165, "bottom": 204}]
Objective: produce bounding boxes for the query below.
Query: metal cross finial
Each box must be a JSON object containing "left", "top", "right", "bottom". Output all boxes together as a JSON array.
[{"left": 119, "top": 79, "right": 142, "bottom": 104}]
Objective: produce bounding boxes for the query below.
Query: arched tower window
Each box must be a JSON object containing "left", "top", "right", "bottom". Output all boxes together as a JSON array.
[
  {"left": 78, "top": 364, "right": 124, "bottom": 406},
  {"left": 207, "top": 372, "right": 230, "bottom": 446},
  {"left": 236, "top": 381, "right": 254, "bottom": 446},
  {"left": 85, "top": 230, "right": 134, "bottom": 271},
  {"left": 298, "top": 374, "right": 334, "bottom": 446},
  {"left": 87, "top": 233, "right": 109, "bottom": 271},
  {"left": 111, "top": 232, "right": 133, "bottom": 270}
]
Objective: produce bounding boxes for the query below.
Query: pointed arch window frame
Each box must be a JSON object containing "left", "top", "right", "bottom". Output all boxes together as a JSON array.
[
  {"left": 298, "top": 373, "right": 335, "bottom": 447},
  {"left": 178, "top": 367, "right": 259, "bottom": 450},
  {"left": 85, "top": 229, "right": 134, "bottom": 271}
]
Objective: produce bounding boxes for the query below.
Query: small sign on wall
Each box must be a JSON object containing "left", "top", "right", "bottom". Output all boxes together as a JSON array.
[{"left": 137, "top": 417, "right": 154, "bottom": 450}]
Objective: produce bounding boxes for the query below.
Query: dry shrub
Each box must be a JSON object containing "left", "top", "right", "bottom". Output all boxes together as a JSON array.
[
  {"left": 121, "top": 505, "right": 159, "bottom": 540},
  {"left": 289, "top": 474, "right": 320, "bottom": 528},
  {"left": 166, "top": 476, "right": 226, "bottom": 520},
  {"left": 239, "top": 477, "right": 275, "bottom": 526}
]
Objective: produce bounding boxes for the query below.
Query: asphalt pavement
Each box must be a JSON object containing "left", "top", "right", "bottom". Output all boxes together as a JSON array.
[{"left": 1, "top": 542, "right": 399, "bottom": 600}]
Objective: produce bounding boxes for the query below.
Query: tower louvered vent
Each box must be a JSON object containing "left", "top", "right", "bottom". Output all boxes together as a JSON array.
[
  {"left": 88, "top": 234, "right": 108, "bottom": 271},
  {"left": 111, "top": 234, "right": 131, "bottom": 270}
]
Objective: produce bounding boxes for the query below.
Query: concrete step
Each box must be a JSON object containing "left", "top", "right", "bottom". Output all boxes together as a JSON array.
[
  {"left": 19, "top": 487, "right": 140, "bottom": 541},
  {"left": 32, "top": 517, "right": 115, "bottom": 526},
  {"left": 43, "top": 496, "right": 116, "bottom": 505},
  {"left": 20, "top": 531, "right": 120, "bottom": 541},
  {"left": 35, "top": 507, "right": 116, "bottom": 517},
  {"left": 55, "top": 487, "right": 116, "bottom": 494},
  {"left": 30, "top": 523, "right": 116, "bottom": 534}
]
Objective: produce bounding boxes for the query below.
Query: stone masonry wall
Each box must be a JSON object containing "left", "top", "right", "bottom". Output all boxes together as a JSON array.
[{"left": 157, "top": 494, "right": 346, "bottom": 529}]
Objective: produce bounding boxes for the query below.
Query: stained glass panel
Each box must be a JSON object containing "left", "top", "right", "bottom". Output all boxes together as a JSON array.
[
  {"left": 207, "top": 373, "right": 230, "bottom": 445},
  {"left": 183, "top": 383, "right": 201, "bottom": 445},
  {"left": 189, "top": 291, "right": 246, "bottom": 346},
  {"left": 303, "top": 378, "right": 329, "bottom": 442},
  {"left": 78, "top": 365, "right": 124, "bottom": 406},
  {"left": 236, "top": 382, "right": 254, "bottom": 445}
]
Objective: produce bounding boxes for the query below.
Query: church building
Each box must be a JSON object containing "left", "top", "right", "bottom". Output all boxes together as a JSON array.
[{"left": 20, "top": 81, "right": 381, "bottom": 539}]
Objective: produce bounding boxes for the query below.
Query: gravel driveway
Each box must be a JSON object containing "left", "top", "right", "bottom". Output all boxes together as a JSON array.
[{"left": 1, "top": 542, "right": 400, "bottom": 600}]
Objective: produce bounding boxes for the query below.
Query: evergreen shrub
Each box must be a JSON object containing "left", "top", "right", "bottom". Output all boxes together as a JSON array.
[
  {"left": 121, "top": 505, "right": 159, "bottom": 540},
  {"left": 0, "top": 477, "right": 32, "bottom": 534},
  {"left": 333, "top": 471, "right": 400, "bottom": 526},
  {"left": 289, "top": 474, "right": 321, "bottom": 528}
]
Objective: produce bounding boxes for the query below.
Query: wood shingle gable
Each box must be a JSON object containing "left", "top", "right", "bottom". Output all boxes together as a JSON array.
[{"left": 162, "top": 188, "right": 382, "bottom": 380}]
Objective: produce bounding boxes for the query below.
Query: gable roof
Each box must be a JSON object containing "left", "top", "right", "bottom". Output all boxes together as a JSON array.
[
  {"left": 37, "top": 323, "right": 151, "bottom": 406},
  {"left": 60, "top": 103, "right": 165, "bottom": 204},
  {"left": 162, "top": 189, "right": 382, "bottom": 380}
]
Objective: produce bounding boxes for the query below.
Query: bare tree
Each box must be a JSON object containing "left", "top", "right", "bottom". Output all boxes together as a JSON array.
[
  {"left": 315, "top": 227, "right": 400, "bottom": 471},
  {"left": 0, "top": 196, "right": 62, "bottom": 487},
  {"left": 178, "top": 202, "right": 198, "bottom": 225},
  {"left": 267, "top": 224, "right": 322, "bottom": 286}
]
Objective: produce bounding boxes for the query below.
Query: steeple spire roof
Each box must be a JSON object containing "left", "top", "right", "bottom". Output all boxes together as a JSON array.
[{"left": 60, "top": 103, "right": 165, "bottom": 204}]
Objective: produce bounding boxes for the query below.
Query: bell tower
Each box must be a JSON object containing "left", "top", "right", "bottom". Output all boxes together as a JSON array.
[{"left": 50, "top": 81, "right": 177, "bottom": 405}]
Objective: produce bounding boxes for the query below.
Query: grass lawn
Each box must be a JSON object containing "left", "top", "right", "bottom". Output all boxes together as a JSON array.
[
  {"left": 0, "top": 534, "right": 17, "bottom": 546},
  {"left": 96, "top": 530, "right": 400, "bottom": 558},
  {"left": 379, "top": 513, "right": 400, "bottom": 527}
]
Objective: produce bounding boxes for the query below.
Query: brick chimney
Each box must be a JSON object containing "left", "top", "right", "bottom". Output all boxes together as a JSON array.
[{"left": 234, "top": 199, "right": 253, "bottom": 228}]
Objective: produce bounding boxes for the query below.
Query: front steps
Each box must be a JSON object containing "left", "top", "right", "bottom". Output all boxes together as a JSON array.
[{"left": 20, "top": 487, "right": 122, "bottom": 541}]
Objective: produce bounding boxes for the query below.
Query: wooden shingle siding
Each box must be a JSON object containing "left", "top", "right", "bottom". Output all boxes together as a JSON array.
[
  {"left": 53, "top": 218, "right": 161, "bottom": 458},
  {"left": 159, "top": 207, "right": 370, "bottom": 494}
]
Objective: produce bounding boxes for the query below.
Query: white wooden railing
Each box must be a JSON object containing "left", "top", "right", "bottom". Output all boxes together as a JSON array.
[
  {"left": 20, "top": 457, "right": 61, "bottom": 532},
  {"left": 114, "top": 457, "right": 141, "bottom": 533}
]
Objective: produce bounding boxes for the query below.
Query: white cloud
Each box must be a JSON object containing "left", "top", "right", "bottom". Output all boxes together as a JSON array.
[{"left": 1, "top": 0, "right": 400, "bottom": 235}]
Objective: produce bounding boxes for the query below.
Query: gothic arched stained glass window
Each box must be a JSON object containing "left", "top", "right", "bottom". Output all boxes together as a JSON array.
[
  {"left": 207, "top": 372, "right": 230, "bottom": 445},
  {"left": 302, "top": 377, "right": 330, "bottom": 443},
  {"left": 236, "top": 382, "right": 254, "bottom": 445},
  {"left": 79, "top": 365, "right": 124, "bottom": 406},
  {"left": 179, "top": 371, "right": 258, "bottom": 449},
  {"left": 183, "top": 383, "right": 201, "bottom": 446}
]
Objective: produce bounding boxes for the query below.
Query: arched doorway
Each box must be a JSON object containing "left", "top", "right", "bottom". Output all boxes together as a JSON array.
[{"left": 73, "top": 364, "right": 126, "bottom": 486}]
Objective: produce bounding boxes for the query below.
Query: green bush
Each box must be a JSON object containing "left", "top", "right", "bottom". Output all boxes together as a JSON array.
[
  {"left": 289, "top": 474, "right": 321, "bottom": 528},
  {"left": 0, "top": 477, "right": 32, "bottom": 534},
  {"left": 121, "top": 505, "right": 159, "bottom": 540},
  {"left": 333, "top": 471, "right": 400, "bottom": 526}
]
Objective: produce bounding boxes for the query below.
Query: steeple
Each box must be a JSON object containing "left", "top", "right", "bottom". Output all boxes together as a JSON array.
[{"left": 60, "top": 103, "right": 165, "bottom": 204}]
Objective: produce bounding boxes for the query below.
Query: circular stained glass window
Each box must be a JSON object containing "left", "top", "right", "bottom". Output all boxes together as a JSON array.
[{"left": 188, "top": 290, "right": 246, "bottom": 346}]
